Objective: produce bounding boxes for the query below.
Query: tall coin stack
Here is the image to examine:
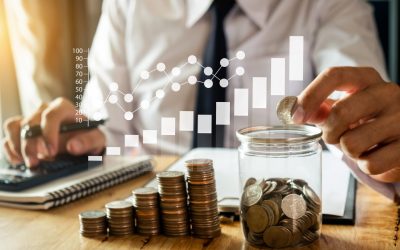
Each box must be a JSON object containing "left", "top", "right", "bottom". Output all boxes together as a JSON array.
[
  {"left": 79, "top": 210, "right": 107, "bottom": 237},
  {"left": 133, "top": 187, "right": 160, "bottom": 236},
  {"left": 185, "top": 159, "right": 221, "bottom": 239},
  {"left": 105, "top": 200, "right": 135, "bottom": 236},
  {"left": 157, "top": 171, "right": 190, "bottom": 236}
]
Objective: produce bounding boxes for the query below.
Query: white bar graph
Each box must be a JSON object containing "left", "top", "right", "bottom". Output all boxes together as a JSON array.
[
  {"left": 289, "top": 36, "right": 303, "bottom": 81},
  {"left": 125, "top": 135, "right": 139, "bottom": 147},
  {"left": 106, "top": 147, "right": 121, "bottom": 155},
  {"left": 198, "top": 115, "right": 212, "bottom": 134},
  {"left": 234, "top": 88, "right": 248, "bottom": 116},
  {"left": 216, "top": 102, "right": 230, "bottom": 125},
  {"left": 161, "top": 117, "right": 175, "bottom": 135},
  {"left": 179, "top": 111, "right": 194, "bottom": 131},
  {"left": 88, "top": 155, "right": 103, "bottom": 161},
  {"left": 252, "top": 77, "right": 267, "bottom": 108},
  {"left": 143, "top": 130, "right": 157, "bottom": 144},
  {"left": 271, "top": 58, "right": 285, "bottom": 95}
]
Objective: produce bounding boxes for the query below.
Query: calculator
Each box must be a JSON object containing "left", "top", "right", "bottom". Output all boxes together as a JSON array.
[{"left": 0, "top": 155, "right": 101, "bottom": 192}]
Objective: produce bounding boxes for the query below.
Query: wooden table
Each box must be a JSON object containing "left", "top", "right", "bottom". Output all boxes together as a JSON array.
[{"left": 0, "top": 156, "right": 398, "bottom": 250}]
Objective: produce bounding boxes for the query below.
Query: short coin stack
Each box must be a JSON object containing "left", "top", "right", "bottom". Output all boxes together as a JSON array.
[
  {"left": 133, "top": 187, "right": 160, "bottom": 236},
  {"left": 105, "top": 200, "right": 135, "bottom": 236},
  {"left": 79, "top": 210, "right": 107, "bottom": 237},
  {"left": 185, "top": 159, "right": 221, "bottom": 239},
  {"left": 157, "top": 171, "right": 190, "bottom": 236},
  {"left": 241, "top": 177, "right": 321, "bottom": 248}
]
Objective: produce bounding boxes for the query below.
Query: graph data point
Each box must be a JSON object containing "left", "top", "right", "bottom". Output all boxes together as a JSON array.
[
  {"left": 109, "top": 94, "right": 118, "bottom": 104},
  {"left": 156, "top": 89, "right": 165, "bottom": 99},
  {"left": 204, "top": 67, "right": 213, "bottom": 76},
  {"left": 236, "top": 66, "right": 245, "bottom": 76},
  {"left": 188, "top": 75, "right": 197, "bottom": 85},
  {"left": 171, "top": 82, "right": 181, "bottom": 92},
  {"left": 109, "top": 82, "right": 119, "bottom": 91},
  {"left": 140, "top": 100, "right": 150, "bottom": 109},
  {"left": 156, "top": 63, "right": 166, "bottom": 72},
  {"left": 124, "top": 112, "right": 133, "bottom": 120},
  {"left": 219, "top": 79, "right": 229, "bottom": 88},
  {"left": 220, "top": 58, "right": 229, "bottom": 67},
  {"left": 236, "top": 50, "right": 245, "bottom": 60},
  {"left": 140, "top": 70, "right": 149, "bottom": 80},
  {"left": 188, "top": 55, "right": 197, "bottom": 64},
  {"left": 124, "top": 94, "right": 133, "bottom": 103},
  {"left": 171, "top": 67, "right": 181, "bottom": 76},
  {"left": 204, "top": 79, "right": 213, "bottom": 88}
]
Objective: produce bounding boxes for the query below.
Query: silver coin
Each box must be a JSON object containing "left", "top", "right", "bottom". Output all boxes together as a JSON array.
[
  {"left": 243, "top": 184, "right": 263, "bottom": 207},
  {"left": 281, "top": 194, "right": 307, "bottom": 219},
  {"left": 105, "top": 200, "right": 133, "bottom": 209},
  {"left": 79, "top": 210, "right": 106, "bottom": 219},
  {"left": 157, "top": 171, "right": 185, "bottom": 178},
  {"left": 133, "top": 187, "right": 158, "bottom": 195},
  {"left": 276, "top": 96, "right": 298, "bottom": 124},
  {"left": 303, "top": 185, "right": 321, "bottom": 207}
]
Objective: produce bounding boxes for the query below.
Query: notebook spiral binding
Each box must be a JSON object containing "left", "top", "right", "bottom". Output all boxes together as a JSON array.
[{"left": 47, "top": 161, "right": 153, "bottom": 208}]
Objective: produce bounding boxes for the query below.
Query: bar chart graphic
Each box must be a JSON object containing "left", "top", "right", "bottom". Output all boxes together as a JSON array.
[{"left": 87, "top": 36, "right": 304, "bottom": 160}]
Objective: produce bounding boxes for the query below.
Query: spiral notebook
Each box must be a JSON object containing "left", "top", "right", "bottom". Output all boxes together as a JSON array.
[{"left": 0, "top": 155, "right": 153, "bottom": 210}]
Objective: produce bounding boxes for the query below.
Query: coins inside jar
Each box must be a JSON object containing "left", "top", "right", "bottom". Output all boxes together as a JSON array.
[
  {"left": 240, "top": 177, "right": 321, "bottom": 248},
  {"left": 157, "top": 171, "right": 190, "bottom": 236},
  {"left": 79, "top": 210, "right": 107, "bottom": 237},
  {"left": 185, "top": 159, "right": 221, "bottom": 239}
]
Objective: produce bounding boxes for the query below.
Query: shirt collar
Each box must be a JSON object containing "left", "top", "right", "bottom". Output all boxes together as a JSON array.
[{"left": 186, "top": 0, "right": 270, "bottom": 28}]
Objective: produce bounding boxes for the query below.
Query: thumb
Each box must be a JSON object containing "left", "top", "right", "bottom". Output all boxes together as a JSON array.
[
  {"left": 293, "top": 98, "right": 336, "bottom": 125},
  {"left": 66, "top": 129, "right": 105, "bottom": 156}
]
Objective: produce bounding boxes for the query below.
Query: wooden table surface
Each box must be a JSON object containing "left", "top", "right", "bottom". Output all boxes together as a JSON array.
[{"left": 0, "top": 156, "right": 398, "bottom": 250}]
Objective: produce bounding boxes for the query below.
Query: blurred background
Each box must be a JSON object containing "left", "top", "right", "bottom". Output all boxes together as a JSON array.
[{"left": 0, "top": 0, "right": 398, "bottom": 138}]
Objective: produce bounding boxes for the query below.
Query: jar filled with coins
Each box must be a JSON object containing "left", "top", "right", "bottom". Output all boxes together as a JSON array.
[{"left": 236, "top": 125, "right": 322, "bottom": 248}]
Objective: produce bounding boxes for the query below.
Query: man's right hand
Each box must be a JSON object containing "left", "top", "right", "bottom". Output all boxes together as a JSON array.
[{"left": 2, "top": 98, "right": 105, "bottom": 168}]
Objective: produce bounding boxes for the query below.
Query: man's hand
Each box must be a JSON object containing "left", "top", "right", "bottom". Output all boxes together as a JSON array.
[
  {"left": 2, "top": 98, "right": 105, "bottom": 168},
  {"left": 293, "top": 67, "right": 400, "bottom": 183}
]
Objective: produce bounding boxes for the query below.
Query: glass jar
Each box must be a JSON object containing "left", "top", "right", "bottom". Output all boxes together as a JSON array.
[{"left": 236, "top": 125, "right": 322, "bottom": 248}]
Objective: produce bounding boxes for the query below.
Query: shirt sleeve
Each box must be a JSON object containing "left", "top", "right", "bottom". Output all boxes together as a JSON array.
[
  {"left": 81, "top": 0, "right": 134, "bottom": 149},
  {"left": 312, "top": 0, "right": 388, "bottom": 80},
  {"left": 313, "top": 0, "right": 399, "bottom": 201}
]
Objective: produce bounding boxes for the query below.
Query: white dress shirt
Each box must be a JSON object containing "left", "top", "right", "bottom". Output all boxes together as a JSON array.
[{"left": 82, "top": 1, "right": 398, "bottom": 199}]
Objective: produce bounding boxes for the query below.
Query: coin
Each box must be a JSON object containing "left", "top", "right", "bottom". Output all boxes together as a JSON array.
[
  {"left": 79, "top": 210, "right": 107, "bottom": 238},
  {"left": 186, "top": 158, "right": 220, "bottom": 239},
  {"left": 133, "top": 187, "right": 160, "bottom": 236},
  {"left": 276, "top": 96, "right": 298, "bottom": 124},
  {"left": 246, "top": 205, "right": 269, "bottom": 233},
  {"left": 281, "top": 194, "right": 307, "bottom": 219},
  {"left": 106, "top": 200, "right": 134, "bottom": 236},
  {"left": 243, "top": 184, "right": 263, "bottom": 207},
  {"left": 263, "top": 226, "right": 292, "bottom": 248},
  {"left": 240, "top": 177, "right": 321, "bottom": 247}
]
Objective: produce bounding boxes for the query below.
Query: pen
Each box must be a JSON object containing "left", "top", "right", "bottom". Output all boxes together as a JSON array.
[{"left": 20, "top": 120, "right": 106, "bottom": 139}]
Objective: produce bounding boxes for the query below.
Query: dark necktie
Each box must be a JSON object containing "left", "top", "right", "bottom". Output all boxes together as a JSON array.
[{"left": 193, "top": 0, "right": 235, "bottom": 148}]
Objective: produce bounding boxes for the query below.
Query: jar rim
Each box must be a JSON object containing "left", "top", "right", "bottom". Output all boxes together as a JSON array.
[{"left": 236, "top": 125, "right": 322, "bottom": 144}]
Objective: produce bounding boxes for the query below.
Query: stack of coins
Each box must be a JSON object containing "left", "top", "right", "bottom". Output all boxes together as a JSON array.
[
  {"left": 79, "top": 210, "right": 107, "bottom": 237},
  {"left": 185, "top": 159, "right": 221, "bottom": 239},
  {"left": 105, "top": 200, "right": 135, "bottom": 236},
  {"left": 133, "top": 187, "right": 160, "bottom": 236},
  {"left": 157, "top": 171, "right": 190, "bottom": 236},
  {"left": 240, "top": 177, "right": 321, "bottom": 248}
]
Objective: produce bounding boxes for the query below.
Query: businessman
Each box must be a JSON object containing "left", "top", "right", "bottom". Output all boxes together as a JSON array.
[{"left": 2, "top": 0, "right": 400, "bottom": 198}]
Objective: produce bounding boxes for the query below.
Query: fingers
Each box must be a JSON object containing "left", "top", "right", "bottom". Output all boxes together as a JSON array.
[
  {"left": 3, "top": 116, "right": 23, "bottom": 160},
  {"left": 294, "top": 67, "right": 385, "bottom": 123},
  {"left": 371, "top": 168, "right": 400, "bottom": 183},
  {"left": 321, "top": 83, "right": 395, "bottom": 144},
  {"left": 339, "top": 112, "right": 400, "bottom": 159},
  {"left": 66, "top": 129, "right": 105, "bottom": 156},
  {"left": 40, "top": 98, "right": 79, "bottom": 156},
  {"left": 3, "top": 140, "right": 23, "bottom": 164},
  {"left": 357, "top": 140, "right": 400, "bottom": 175}
]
